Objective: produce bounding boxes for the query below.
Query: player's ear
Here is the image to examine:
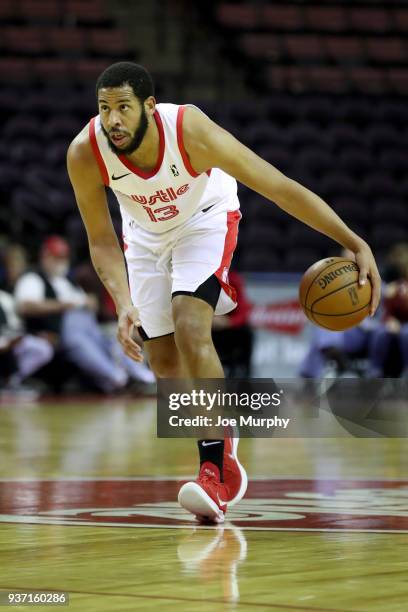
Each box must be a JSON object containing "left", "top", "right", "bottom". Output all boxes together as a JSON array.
[{"left": 144, "top": 96, "right": 156, "bottom": 117}]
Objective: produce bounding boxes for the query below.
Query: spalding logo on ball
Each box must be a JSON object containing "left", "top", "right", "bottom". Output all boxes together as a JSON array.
[{"left": 299, "top": 257, "right": 372, "bottom": 331}]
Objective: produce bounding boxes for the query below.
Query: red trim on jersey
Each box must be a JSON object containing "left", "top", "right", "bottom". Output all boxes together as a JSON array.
[
  {"left": 215, "top": 210, "right": 241, "bottom": 304},
  {"left": 118, "top": 110, "right": 165, "bottom": 179},
  {"left": 89, "top": 117, "right": 109, "bottom": 186},
  {"left": 176, "top": 105, "right": 201, "bottom": 178}
]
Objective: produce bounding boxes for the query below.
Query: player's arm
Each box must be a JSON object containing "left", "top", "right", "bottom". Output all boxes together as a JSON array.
[
  {"left": 67, "top": 129, "right": 142, "bottom": 361},
  {"left": 182, "top": 107, "right": 381, "bottom": 314}
]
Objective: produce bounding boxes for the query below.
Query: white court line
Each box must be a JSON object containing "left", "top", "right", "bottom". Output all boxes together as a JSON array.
[
  {"left": 0, "top": 476, "right": 407, "bottom": 482},
  {"left": 0, "top": 514, "right": 407, "bottom": 533}
]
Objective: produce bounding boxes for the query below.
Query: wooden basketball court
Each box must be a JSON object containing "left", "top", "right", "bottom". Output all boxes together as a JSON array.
[{"left": 0, "top": 397, "right": 407, "bottom": 611}]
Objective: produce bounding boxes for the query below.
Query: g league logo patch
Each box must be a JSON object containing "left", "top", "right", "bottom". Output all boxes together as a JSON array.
[{"left": 0, "top": 478, "right": 407, "bottom": 531}]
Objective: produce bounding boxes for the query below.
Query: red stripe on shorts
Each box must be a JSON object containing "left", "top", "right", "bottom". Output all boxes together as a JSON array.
[{"left": 215, "top": 210, "right": 241, "bottom": 304}]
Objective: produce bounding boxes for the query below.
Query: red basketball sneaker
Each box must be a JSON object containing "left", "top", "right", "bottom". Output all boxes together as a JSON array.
[
  {"left": 223, "top": 428, "right": 248, "bottom": 506},
  {"left": 178, "top": 462, "right": 228, "bottom": 523}
]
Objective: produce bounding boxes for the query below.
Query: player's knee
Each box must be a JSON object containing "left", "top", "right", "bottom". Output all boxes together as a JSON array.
[
  {"left": 148, "top": 353, "right": 180, "bottom": 378},
  {"left": 174, "top": 315, "right": 213, "bottom": 358}
]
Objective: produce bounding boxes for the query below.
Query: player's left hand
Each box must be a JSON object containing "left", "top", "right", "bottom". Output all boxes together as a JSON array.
[
  {"left": 353, "top": 242, "right": 381, "bottom": 316},
  {"left": 117, "top": 306, "right": 144, "bottom": 362}
]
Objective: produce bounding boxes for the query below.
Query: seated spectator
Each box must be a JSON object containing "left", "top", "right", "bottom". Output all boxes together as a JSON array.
[
  {"left": 0, "top": 289, "right": 53, "bottom": 398},
  {"left": 14, "top": 236, "right": 154, "bottom": 394},
  {"left": 1, "top": 243, "right": 28, "bottom": 292},
  {"left": 212, "top": 270, "right": 253, "bottom": 377},
  {"left": 368, "top": 245, "right": 408, "bottom": 377},
  {"left": 299, "top": 320, "right": 378, "bottom": 380}
]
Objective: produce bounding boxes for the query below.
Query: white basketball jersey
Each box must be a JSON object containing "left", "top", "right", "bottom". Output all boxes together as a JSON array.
[{"left": 89, "top": 103, "right": 239, "bottom": 234}]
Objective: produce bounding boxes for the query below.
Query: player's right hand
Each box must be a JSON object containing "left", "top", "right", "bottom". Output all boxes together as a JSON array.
[{"left": 117, "top": 306, "right": 144, "bottom": 362}]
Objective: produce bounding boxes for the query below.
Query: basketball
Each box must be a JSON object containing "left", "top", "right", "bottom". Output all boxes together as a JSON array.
[{"left": 299, "top": 257, "right": 372, "bottom": 331}]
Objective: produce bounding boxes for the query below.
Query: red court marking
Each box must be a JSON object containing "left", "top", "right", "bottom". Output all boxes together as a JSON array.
[{"left": 1, "top": 478, "right": 408, "bottom": 532}]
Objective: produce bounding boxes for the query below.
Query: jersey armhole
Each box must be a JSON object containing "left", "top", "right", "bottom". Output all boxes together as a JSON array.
[
  {"left": 89, "top": 117, "right": 110, "bottom": 186},
  {"left": 176, "top": 105, "right": 203, "bottom": 178}
]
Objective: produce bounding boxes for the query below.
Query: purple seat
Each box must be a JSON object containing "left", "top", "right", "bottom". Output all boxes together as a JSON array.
[
  {"left": 336, "top": 99, "right": 375, "bottom": 128},
  {"left": 331, "top": 197, "right": 369, "bottom": 230},
  {"left": 304, "top": 7, "right": 347, "bottom": 33},
  {"left": 283, "top": 34, "right": 323, "bottom": 63},
  {"left": 326, "top": 36, "right": 364, "bottom": 63},
  {"left": 372, "top": 199, "right": 407, "bottom": 225},
  {"left": 0, "top": 90, "right": 22, "bottom": 118},
  {"left": 319, "top": 172, "right": 358, "bottom": 200},
  {"left": 4, "top": 27, "right": 48, "bottom": 56},
  {"left": 11, "top": 189, "right": 51, "bottom": 237},
  {"left": 338, "top": 149, "right": 373, "bottom": 179},
  {"left": 88, "top": 29, "right": 130, "bottom": 58},
  {"left": 349, "top": 8, "right": 391, "bottom": 34},
  {"left": 245, "top": 193, "right": 289, "bottom": 228},
  {"left": 216, "top": 4, "right": 259, "bottom": 29},
  {"left": 45, "top": 142, "right": 70, "bottom": 167},
  {"left": 370, "top": 224, "right": 408, "bottom": 250},
  {"left": 240, "top": 249, "right": 281, "bottom": 272},
  {"left": 11, "top": 141, "right": 43, "bottom": 165},
  {"left": 300, "top": 97, "right": 337, "bottom": 128},
  {"left": 228, "top": 100, "right": 267, "bottom": 129},
  {"left": 263, "top": 5, "right": 303, "bottom": 31},
  {"left": 257, "top": 146, "right": 291, "bottom": 173},
  {"left": 294, "top": 148, "right": 333, "bottom": 179},
  {"left": 0, "top": 59, "right": 31, "bottom": 83},
  {"left": 287, "top": 224, "right": 333, "bottom": 252},
  {"left": 284, "top": 248, "right": 323, "bottom": 272},
  {"left": 43, "top": 117, "right": 81, "bottom": 140},
  {"left": 361, "top": 175, "right": 401, "bottom": 200},
  {"left": 376, "top": 101, "right": 408, "bottom": 129},
  {"left": 23, "top": 166, "right": 62, "bottom": 193},
  {"left": 244, "top": 122, "right": 289, "bottom": 149},
  {"left": 366, "top": 124, "right": 403, "bottom": 152},
  {"left": 379, "top": 150, "right": 408, "bottom": 180},
  {"left": 0, "top": 164, "right": 21, "bottom": 191},
  {"left": 5, "top": 117, "right": 41, "bottom": 140},
  {"left": 288, "top": 121, "right": 331, "bottom": 151},
  {"left": 327, "top": 124, "right": 362, "bottom": 153},
  {"left": 266, "top": 96, "right": 297, "bottom": 127}
]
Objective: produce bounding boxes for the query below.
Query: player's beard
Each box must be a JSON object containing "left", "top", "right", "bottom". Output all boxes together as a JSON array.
[{"left": 102, "top": 107, "right": 149, "bottom": 155}]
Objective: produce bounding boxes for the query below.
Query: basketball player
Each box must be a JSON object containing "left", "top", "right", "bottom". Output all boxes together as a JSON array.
[{"left": 67, "top": 62, "right": 381, "bottom": 523}]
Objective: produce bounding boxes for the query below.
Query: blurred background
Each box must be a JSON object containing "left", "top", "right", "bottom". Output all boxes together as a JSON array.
[{"left": 1, "top": 0, "right": 408, "bottom": 392}]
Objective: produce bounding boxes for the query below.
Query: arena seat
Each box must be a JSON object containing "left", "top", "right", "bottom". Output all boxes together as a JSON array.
[
  {"left": 371, "top": 224, "right": 408, "bottom": 250},
  {"left": 48, "top": 28, "right": 87, "bottom": 56},
  {"left": 372, "top": 199, "right": 407, "bottom": 225},
  {"left": 284, "top": 248, "right": 325, "bottom": 272},
  {"left": 337, "top": 149, "right": 373, "bottom": 180},
  {"left": 349, "top": 8, "right": 391, "bottom": 33},
  {"left": 303, "top": 7, "right": 348, "bottom": 33}
]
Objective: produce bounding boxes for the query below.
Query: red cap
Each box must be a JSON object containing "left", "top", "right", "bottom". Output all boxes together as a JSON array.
[{"left": 41, "top": 236, "right": 70, "bottom": 258}]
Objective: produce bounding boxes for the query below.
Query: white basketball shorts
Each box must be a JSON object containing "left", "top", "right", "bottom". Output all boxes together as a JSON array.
[{"left": 124, "top": 205, "right": 241, "bottom": 339}]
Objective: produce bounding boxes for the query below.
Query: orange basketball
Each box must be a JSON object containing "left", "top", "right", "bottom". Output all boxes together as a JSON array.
[{"left": 299, "top": 257, "right": 372, "bottom": 331}]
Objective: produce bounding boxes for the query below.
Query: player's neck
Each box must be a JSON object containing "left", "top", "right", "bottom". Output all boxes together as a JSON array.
[{"left": 124, "top": 117, "right": 159, "bottom": 172}]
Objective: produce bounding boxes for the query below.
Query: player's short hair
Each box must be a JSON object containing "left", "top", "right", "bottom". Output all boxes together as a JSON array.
[{"left": 96, "top": 62, "right": 154, "bottom": 103}]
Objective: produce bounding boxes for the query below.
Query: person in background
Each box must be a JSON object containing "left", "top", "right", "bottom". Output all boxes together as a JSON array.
[
  {"left": 0, "top": 289, "right": 53, "bottom": 398},
  {"left": 368, "top": 244, "right": 408, "bottom": 378},
  {"left": 1, "top": 243, "right": 28, "bottom": 292},
  {"left": 14, "top": 236, "right": 154, "bottom": 394}
]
